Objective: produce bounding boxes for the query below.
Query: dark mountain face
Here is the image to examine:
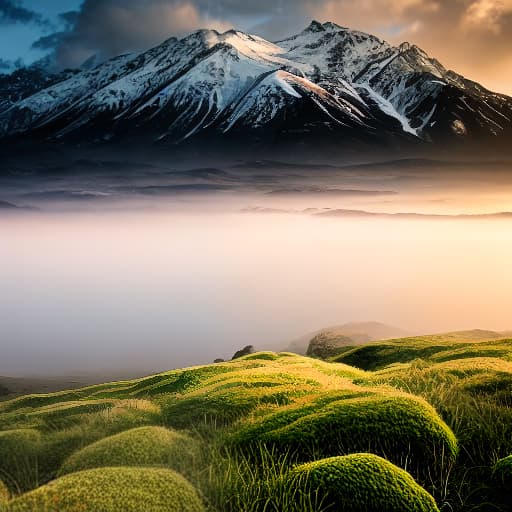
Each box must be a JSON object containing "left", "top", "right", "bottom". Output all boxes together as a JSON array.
[
  {"left": 0, "top": 67, "right": 78, "bottom": 114},
  {"left": 0, "top": 21, "right": 510, "bottom": 155}
]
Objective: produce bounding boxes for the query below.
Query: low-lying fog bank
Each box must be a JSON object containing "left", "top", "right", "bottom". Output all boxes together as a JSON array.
[{"left": 1, "top": 158, "right": 511, "bottom": 375}]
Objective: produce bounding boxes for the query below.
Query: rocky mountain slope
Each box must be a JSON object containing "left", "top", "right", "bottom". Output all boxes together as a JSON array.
[{"left": 0, "top": 21, "right": 510, "bottom": 152}]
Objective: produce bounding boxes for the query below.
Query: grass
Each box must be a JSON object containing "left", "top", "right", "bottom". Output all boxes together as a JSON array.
[
  {"left": 189, "top": 442, "right": 329, "bottom": 512},
  {"left": 0, "top": 481, "right": 9, "bottom": 504},
  {"left": 340, "top": 335, "right": 512, "bottom": 511},
  {"left": 4, "top": 467, "right": 205, "bottom": 512},
  {"left": 1, "top": 342, "right": 512, "bottom": 511},
  {"left": 232, "top": 390, "right": 457, "bottom": 486},
  {"left": 335, "top": 335, "right": 512, "bottom": 371},
  {"left": 0, "top": 405, "right": 158, "bottom": 493},
  {"left": 58, "top": 426, "right": 196, "bottom": 476},
  {"left": 0, "top": 430, "right": 41, "bottom": 494},
  {"left": 290, "top": 453, "right": 439, "bottom": 512}
]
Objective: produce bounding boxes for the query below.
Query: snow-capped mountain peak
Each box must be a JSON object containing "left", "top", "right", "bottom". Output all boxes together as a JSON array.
[{"left": 0, "top": 21, "right": 510, "bottom": 150}]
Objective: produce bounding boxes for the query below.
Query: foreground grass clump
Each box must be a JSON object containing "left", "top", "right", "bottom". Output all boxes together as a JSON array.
[
  {"left": 58, "top": 426, "right": 195, "bottom": 476},
  {"left": 493, "top": 455, "right": 512, "bottom": 485},
  {"left": 0, "top": 399, "right": 161, "bottom": 490},
  {"left": 6, "top": 467, "right": 205, "bottom": 512},
  {"left": 341, "top": 334, "right": 512, "bottom": 510},
  {"left": 0, "top": 480, "right": 9, "bottom": 504},
  {"left": 289, "top": 454, "right": 439, "bottom": 512},
  {"left": 0, "top": 430, "right": 41, "bottom": 493},
  {"left": 233, "top": 391, "right": 457, "bottom": 484},
  {"left": 6, "top": 347, "right": 512, "bottom": 511}
]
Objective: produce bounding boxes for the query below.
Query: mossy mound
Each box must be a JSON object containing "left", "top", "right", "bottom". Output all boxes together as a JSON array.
[
  {"left": 0, "top": 430, "right": 41, "bottom": 493},
  {"left": 159, "top": 353, "right": 365, "bottom": 429},
  {"left": 288, "top": 454, "right": 439, "bottom": 512},
  {"left": 336, "top": 336, "right": 512, "bottom": 371},
  {"left": 6, "top": 467, "right": 205, "bottom": 512},
  {"left": 234, "top": 391, "right": 457, "bottom": 482},
  {"left": 0, "top": 354, "right": 363, "bottom": 431},
  {"left": 58, "top": 426, "right": 195, "bottom": 476}
]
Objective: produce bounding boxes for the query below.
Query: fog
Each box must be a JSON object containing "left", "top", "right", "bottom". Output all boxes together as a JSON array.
[{"left": 1, "top": 158, "right": 512, "bottom": 376}]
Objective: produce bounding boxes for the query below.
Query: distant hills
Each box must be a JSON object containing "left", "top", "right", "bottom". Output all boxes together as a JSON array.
[{"left": 286, "top": 323, "right": 512, "bottom": 359}]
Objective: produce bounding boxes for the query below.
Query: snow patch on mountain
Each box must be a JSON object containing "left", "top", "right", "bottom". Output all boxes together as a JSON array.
[
  {"left": 358, "top": 83, "right": 418, "bottom": 136},
  {"left": 0, "top": 20, "right": 510, "bottom": 146}
]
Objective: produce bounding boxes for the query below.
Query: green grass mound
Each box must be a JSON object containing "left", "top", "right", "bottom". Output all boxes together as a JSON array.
[
  {"left": 58, "top": 426, "right": 195, "bottom": 476},
  {"left": 158, "top": 353, "right": 365, "bottom": 429},
  {"left": 336, "top": 336, "right": 512, "bottom": 371},
  {"left": 234, "top": 391, "right": 457, "bottom": 483},
  {"left": 288, "top": 454, "right": 439, "bottom": 512},
  {"left": 0, "top": 354, "right": 363, "bottom": 432},
  {"left": 6, "top": 467, "right": 205, "bottom": 512}
]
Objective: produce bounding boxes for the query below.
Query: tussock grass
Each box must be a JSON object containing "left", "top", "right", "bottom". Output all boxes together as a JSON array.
[
  {"left": 158, "top": 353, "right": 366, "bottom": 431},
  {"left": 3, "top": 347, "right": 512, "bottom": 511},
  {"left": 347, "top": 336, "right": 512, "bottom": 511},
  {"left": 336, "top": 336, "right": 512, "bottom": 371},
  {"left": 493, "top": 455, "right": 512, "bottom": 489},
  {"left": 289, "top": 453, "right": 439, "bottom": 512},
  {"left": 0, "top": 430, "right": 41, "bottom": 494},
  {"left": 58, "top": 426, "right": 196, "bottom": 476},
  {"left": 0, "top": 480, "right": 9, "bottom": 504},
  {"left": 0, "top": 404, "right": 158, "bottom": 493},
  {"left": 5, "top": 467, "right": 205, "bottom": 512},
  {"left": 232, "top": 390, "right": 457, "bottom": 486},
  {"left": 189, "top": 442, "right": 328, "bottom": 512}
]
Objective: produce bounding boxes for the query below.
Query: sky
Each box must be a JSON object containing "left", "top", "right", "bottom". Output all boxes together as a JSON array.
[{"left": 0, "top": 0, "right": 511, "bottom": 95}]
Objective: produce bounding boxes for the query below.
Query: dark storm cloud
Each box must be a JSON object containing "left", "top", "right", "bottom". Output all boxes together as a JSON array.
[
  {"left": 0, "top": 56, "right": 24, "bottom": 70},
  {"left": 38, "top": 0, "right": 232, "bottom": 68},
  {"left": 33, "top": 0, "right": 512, "bottom": 94},
  {"left": 32, "top": 0, "right": 317, "bottom": 68},
  {"left": 32, "top": 32, "right": 67, "bottom": 51},
  {"left": 58, "top": 11, "right": 79, "bottom": 28},
  {"left": 0, "top": 0, "right": 50, "bottom": 27},
  {"left": 31, "top": 12, "right": 80, "bottom": 56}
]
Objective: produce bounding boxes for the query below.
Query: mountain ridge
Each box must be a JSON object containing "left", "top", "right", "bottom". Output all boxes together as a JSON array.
[{"left": 0, "top": 21, "right": 510, "bottom": 155}]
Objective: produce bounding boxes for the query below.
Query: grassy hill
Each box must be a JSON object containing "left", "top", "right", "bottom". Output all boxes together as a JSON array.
[
  {"left": 333, "top": 330, "right": 512, "bottom": 370},
  {"left": 1, "top": 332, "right": 512, "bottom": 511}
]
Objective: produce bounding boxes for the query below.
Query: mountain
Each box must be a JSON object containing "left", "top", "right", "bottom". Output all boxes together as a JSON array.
[
  {"left": 0, "top": 21, "right": 511, "bottom": 154},
  {"left": 0, "top": 67, "right": 78, "bottom": 114}
]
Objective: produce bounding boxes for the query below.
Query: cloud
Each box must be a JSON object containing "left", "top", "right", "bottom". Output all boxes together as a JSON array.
[
  {"left": 32, "top": 32, "right": 68, "bottom": 52},
  {"left": 0, "top": 0, "right": 50, "bottom": 27},
  {"left": 0, "top": 56, "right": 24, "bottom": 71},
  {"left": 58, "top": 11, "right": 79, "bottom": 29},
  {"left": 0, "top": 58, "right": 11, "bottom": 70},
  {"left": 39, "top": 0, "right": 232, "bottom": 69},
  {"left": 29, "top": 0, "right": 512, "bottom": 95},
  {"left": 461, "top": 0, "right": 512, "bottom": 33},
  {"left": 307, "top": 0, "right": 512, "bottom": 94}
]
